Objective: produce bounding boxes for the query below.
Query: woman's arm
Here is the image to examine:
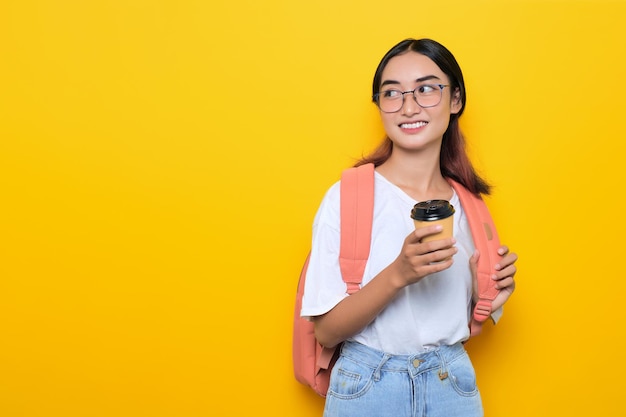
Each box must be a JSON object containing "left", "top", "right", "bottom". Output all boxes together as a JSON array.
[{"left": 313, "top": 224, "right": 458, "bottom": 348}]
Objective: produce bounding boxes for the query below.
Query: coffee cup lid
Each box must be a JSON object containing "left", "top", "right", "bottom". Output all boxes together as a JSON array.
[{"left": 410, "top": 200, "right": 455, "bottom": 221}]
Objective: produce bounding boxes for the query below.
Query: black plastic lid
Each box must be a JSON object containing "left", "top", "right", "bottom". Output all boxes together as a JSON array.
[{"left": 410, "top": 200, "right": 455, "bottom": 221}]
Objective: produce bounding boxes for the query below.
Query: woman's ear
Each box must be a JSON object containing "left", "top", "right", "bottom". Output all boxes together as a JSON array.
[{"left": 450, "top": 88, "right": 462, "bottom": 114}]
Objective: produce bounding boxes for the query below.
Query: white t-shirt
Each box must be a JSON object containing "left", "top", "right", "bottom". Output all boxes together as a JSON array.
[{"left": 301, "top": 172, "right": 499, "bottom": 354}]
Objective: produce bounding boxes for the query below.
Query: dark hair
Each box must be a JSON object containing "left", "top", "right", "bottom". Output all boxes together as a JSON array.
[{"left": 356, "top": 38, "right": 490, "bottom": 196}]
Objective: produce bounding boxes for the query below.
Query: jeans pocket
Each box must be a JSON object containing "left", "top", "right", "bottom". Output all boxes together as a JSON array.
[
  {"left": 448, "top": 353, "right": 479, "bottom": 396},
  {"left": 328, "top": 355, "right": 375, "bottom": 399}
]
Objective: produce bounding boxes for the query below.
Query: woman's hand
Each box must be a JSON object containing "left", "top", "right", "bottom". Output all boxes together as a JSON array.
[
  {"left": 470, "top": 245, "right": 517, "bottom": 312},
  {"left": 390, "top": 225, "right": 458, "bottom": 288}
]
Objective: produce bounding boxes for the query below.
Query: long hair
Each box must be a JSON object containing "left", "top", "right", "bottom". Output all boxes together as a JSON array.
[{"left": 355, "top": 38, "right": 490, "bottom": 196}]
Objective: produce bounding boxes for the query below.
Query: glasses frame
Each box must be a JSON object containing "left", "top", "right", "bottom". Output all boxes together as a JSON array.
[{"left": 373, "top": 84, "right": 450, "bottom": 113}]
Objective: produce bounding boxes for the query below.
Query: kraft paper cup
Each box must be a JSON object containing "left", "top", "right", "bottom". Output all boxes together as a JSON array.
[{"left": 410, "top": 200, "right": 455, "bottom": 243}]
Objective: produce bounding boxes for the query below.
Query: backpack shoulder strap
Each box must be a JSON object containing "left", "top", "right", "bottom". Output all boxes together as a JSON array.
[
  {"left": 315, "top": 163, "right": 375, "bottom": 372},
  {"left": 339, "top": 163, "right": 375, "bottom": 294},
  {"left": 448, "top": 179, "right": 502, "bottom": 336}
]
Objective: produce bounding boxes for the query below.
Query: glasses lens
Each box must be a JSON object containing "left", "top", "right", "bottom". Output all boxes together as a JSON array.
[
  {"left": 415, "top": 84, "right": 442, "bottom": 108},
  {"left": 377, "top": 90, "right": 402, "bottom": 113}
]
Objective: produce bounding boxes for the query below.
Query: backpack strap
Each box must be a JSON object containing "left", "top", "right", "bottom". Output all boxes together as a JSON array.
[
  {"left": 339, "top": 163, "right": 375, "bottom": 295},
  {"left": 448, "top": 179, "right": 502, "bottom": 336},
  {"left": 316, "top": 163, "right": 375, "bottom": 371}
]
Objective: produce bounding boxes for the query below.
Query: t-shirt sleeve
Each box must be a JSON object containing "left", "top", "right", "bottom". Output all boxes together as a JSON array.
[{"left": 300, "top": 181, "right": 350, "bottom": 319}]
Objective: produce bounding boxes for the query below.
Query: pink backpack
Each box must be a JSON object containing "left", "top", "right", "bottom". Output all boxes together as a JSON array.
[{"left": 292, "top": 163, "right": 502, "bottom": 397}]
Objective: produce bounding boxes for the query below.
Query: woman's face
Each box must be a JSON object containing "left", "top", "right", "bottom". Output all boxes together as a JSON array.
[{"left": 377, "top": 52, "right": 461, "bottom": 153}]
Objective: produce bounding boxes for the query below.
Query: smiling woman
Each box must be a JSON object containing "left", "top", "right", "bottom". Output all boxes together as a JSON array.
[
  {"left": 300, "top": 38, "right": 518, "bottom": 417},
  {"left": 3, "top": 1, "right": 626, "bottom": 416}
]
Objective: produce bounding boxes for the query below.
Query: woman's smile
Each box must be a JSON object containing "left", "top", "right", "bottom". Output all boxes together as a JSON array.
[{"left": 399, "top": 120, "right": 428, "bottom": 132}]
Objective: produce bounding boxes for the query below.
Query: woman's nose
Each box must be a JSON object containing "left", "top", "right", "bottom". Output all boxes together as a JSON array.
[{"left": 401, "top": 92, "right": 421, "bottom": 115}]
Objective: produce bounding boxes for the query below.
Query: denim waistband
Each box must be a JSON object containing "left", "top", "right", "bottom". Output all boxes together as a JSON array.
[{"left": 340, "top": 340, "right": 467, "bottom": 376}]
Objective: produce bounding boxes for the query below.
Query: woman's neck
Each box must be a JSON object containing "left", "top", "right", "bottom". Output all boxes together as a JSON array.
[{"left": 376, "top": 149, "right": 452, "bottom": 202}]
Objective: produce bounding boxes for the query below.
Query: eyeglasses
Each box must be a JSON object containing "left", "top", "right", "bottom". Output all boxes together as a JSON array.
[{"left": 373, "top": 84, "right": 450, "bottom": 113}]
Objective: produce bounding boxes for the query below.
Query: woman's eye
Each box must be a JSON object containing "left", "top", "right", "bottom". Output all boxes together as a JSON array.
[
  {"left": 418, "top": 84, "right": 436, "bottom": 94},
  {"left": 382, "top": 90, "right": 401, "bottom": 98}
]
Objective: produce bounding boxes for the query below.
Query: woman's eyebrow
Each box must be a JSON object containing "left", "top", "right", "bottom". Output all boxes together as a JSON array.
[
  {"left": 380, "top": 75, "right": 442, "bottom": 88},
  {"left": 415, "top": 75, "right": 441, "bottom": 83},
  {"left": 380, "top": 79, "right": 400, "bottom": 88}
]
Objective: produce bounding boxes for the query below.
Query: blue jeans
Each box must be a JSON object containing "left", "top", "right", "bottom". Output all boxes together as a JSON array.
[{"left": 323, "top": 341, "right": 483, "bottom": 417}]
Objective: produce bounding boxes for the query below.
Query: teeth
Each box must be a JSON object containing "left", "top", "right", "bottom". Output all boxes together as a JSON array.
[{"left": 400, "top": 121, "right": 427, "bottom": 129}]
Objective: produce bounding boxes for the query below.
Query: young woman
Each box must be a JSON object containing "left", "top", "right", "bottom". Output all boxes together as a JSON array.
[{"left": 300, "top": 38, "right": 518, "bottom": 417}]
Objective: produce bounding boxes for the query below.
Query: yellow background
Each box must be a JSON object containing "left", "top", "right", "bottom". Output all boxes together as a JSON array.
[{"left": 1, "top": 0, "right": 624, "bottom": 415}]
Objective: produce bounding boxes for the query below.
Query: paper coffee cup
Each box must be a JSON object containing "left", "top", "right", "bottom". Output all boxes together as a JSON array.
[{"left": 410, "top": 200, "right": 455, "bottom": 242}]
